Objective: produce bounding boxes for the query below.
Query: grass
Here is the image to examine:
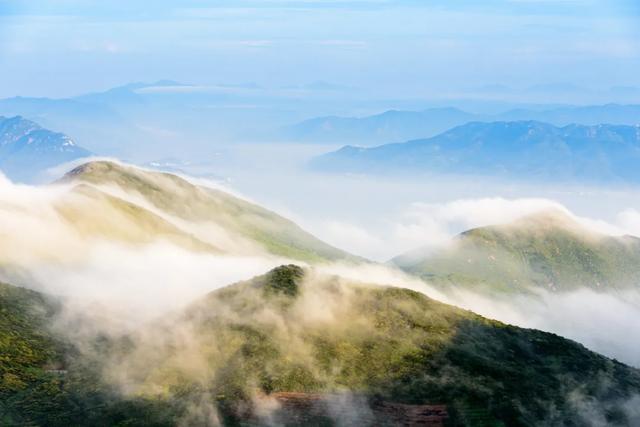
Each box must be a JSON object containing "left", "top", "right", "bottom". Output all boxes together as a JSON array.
[
  {"left": 395, "top": 211, "right": 640, "bottom": 294},
  {"left": 130, "top": 266, "right": 640, "bottom": 425},
  {"left": 3, "top": 266, "right": 640, "bottom": 425},
  {"left": 61, "top": 161, "right": 357, "bottom": 263}
]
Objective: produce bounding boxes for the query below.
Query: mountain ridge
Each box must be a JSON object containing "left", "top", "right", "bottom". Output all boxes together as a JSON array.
[
  {"left": 0, "top": 116, "right": 92, "bottom": 182},
  {"left": 3, "top": 266, "right": 640, "bottom": 425},
  {"left": 392, "top": 209, "right": 640, "bottom": 294},
  {"left": 58, "top": 160, "right": 357, "bottom": 263},
  {"left": 289, "top": 104, "right": 640, "bottom": 145},
  {"left": 312, "top": 120, "right": 640, "bottom": 183}
]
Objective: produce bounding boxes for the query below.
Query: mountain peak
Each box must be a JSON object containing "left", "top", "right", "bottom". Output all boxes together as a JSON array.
[
  {"left": 0, "top": 117, "right": 91, "bottom": 183},
  {"left": 63, "top": 160, "right": 124, "bottom": 179},
  {"left": 0, "top": 115, "right": 41, "bottom": 131},
  {"left": 505, "top": 208, "right": 578, "bottom": 230},
  {"left": 63, "top": 160, "right": 184, "bottom": 184},
  {"left": 7, "top": 268, "right": 640, "bottom": 425},
  {"left": 262, "top": 264, "right": 305, "bottom": 297},
  {"left": 395, "top": 207, "right": 640, "bottom": 294},
  {"left": 459, "top": 208, "right": 590, "bottom": 245},
  {"left": 313, "top": 120, "right": 640, "bottom": 183},
  {"left": 60, "top": 161, "right": 356, "bottom": 263}
]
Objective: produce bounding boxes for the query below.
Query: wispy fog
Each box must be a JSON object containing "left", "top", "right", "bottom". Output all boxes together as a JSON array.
[
  {"left": 445, "top": 286, "right": 640, "bottom": 367},
  {"left": 0, "top": 168, "right": 289, "bottom": 324},
  {"left": 8, "top": 156, "right": 640, "bottom": 369},
  {"left": 3, "top": 1, "right": 640, "bottom": 423},
  {"left": 158, "top": 142, "right": 640, "bottom": 261},
  {"left": 313, "top": 262, "right": 640, "bottom": 368},
  {"left": 99, "top": 144, "right": 640, "bottom": 369}
]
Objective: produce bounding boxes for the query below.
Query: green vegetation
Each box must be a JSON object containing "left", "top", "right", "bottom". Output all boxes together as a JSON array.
[
  {"left": 176, "top": 267, "right": 640, "bottom": 425},
  {"left": 393, "top": 210, "right": 640, "bottom": 294},
  {"left": 262, "top": 264, "right": 304, "bottom": 297},
  {"left": 0, "top": 282, "right": 213, "bottom": 426},
  {"left": 0, "top": 282, "right": 77, "bottom": 426},
  {"left": 55, "top": 183, "right": 220, "bottom": 253},
  {"left": 0, "top": 282, "right": 62, "bottom": 393},
  {"left": 3, "top": 266, "right": 640, "bottom": 425},
  {"left": 60, "top": 161, "right": 357, "bottom": 263}
]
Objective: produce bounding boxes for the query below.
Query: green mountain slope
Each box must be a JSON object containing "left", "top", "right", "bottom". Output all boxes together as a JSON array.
[
  {"left": 60, "top": 161, "right": 354, "bottom": 263},
  {"left": 56, "top": 183, "right": 221, "bottom": 253},
  {"left": 0, "top": 282, "right": 85, "bottom": 426},
  {"left": 0, "top": 282, "right": 202, "bottom": 426},
  {"left": 393, "top": 210, "right": 640, "bottom": 294},
  {"left": 142, "top": 265, "right": 640, "bottom": 425},
  {"left": 0, "top": 282, "right": 64, "bottom": 396},
  {"left": 4, "top": 266, "right": 640, "bottom": 425}
]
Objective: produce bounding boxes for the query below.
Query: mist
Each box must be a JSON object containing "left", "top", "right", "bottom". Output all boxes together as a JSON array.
[
  {"left": 11, "top": 158, "right": 640, "bottom": 370},
  {"left": 3, "top": 1, "right": 640, "bottom": 424},
  {"left": 446, "top": 286, "right": 640, "bottom": 367},
  {"left": 144, "top": 142, "right": 640, "bottom": 262},
  {"left": 3, "top": 160, "right": 640, "bottom": 426},
  {"left": 0, "top": 167, "right": 293, "bottom": 323},
  {"left": 314, "top": 262, "right": 640, "bottom": 368}
]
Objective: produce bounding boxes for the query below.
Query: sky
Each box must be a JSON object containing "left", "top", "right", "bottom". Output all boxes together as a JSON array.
[{"left": 0, "top": 0, "right": 638, "bottom": 98}]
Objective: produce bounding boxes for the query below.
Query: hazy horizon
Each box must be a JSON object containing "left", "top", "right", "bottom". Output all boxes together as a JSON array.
[{"left": 1, "top": 0, "right": 639, "bottom": 103}]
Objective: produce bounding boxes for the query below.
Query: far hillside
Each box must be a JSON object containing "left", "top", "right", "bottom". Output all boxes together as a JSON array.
[
  {"left": 288, "top": 104, "right": 640, "bottom": 145},
  {"left": 312, "top": 121, "right": 640, "bottom": 184},
  {"left": 393, "top": 209, "right": 640, "bottom": 295}
]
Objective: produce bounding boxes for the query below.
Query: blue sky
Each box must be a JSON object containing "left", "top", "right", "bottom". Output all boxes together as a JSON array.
[{"left": 0, "top": 0, "right": 638, "bottom": 98}]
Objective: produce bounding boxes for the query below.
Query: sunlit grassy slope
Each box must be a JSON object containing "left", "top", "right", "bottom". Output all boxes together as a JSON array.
[
  {"left": 3, "top": 267, "right": 640, "bottom": 426},
  {"left": 393, "top": 210, "right": 640, "bottom": 294},
  {"left": 60, "top": 161, "right": 355, "bottom": 263},
  {"left": 56, "top": 183, "right": 220, "bottom": 253}
]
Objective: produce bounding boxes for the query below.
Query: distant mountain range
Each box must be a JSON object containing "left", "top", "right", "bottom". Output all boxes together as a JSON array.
[
  {"left": 288, "top": 104, "right": 640, "bottom": 144},
  {"left": 0, "top": 82, "right": 182, "bottom": 159},
  {"left": 0, "top": 116, "right": 91, "bottom": 182},
  {"left": 312, "top": 120, "right": 640, "bottom": 183},
  {"left": 285, "top": 107, "right": 476, "bottom": 144},
  {"left": 3, "top": 265, "right": 640, "bottom": 425},
  {"left": 3, "top": 79, "right": 640, "bottom": 161},
  {"left": 0, "top": 80, "right": 364, "bottom": 159},
  {"left": 393, "top": 209, "right": 640, "bottom": 295}
]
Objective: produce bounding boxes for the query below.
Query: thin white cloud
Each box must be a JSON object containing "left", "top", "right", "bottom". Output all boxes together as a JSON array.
[{"left": 309, "top": 197, "right": 640, "bottom": 261}]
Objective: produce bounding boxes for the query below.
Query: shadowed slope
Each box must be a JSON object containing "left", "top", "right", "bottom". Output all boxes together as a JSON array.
[
  {"left": 113, "top": 265, "right": 640, "bottom": 426},
  {"left": 3, "top": 266, "right": 640, "bottom": 425}
]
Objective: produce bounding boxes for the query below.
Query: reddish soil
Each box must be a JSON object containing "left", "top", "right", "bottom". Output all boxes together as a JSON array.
[{"left": 257, "top": 392, "right": 449, "bottom": 426}]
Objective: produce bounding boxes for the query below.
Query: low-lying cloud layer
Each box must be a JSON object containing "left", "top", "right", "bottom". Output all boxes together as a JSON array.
[
  {"left": 0, "top": 168, "right": 289, "bottom": 322},
  {"left": 3, "top": 163, "right": 640, "bottom": 392},
  {"left": 318, "top": 262, "right": 640, "bottom": 368},
  {"left": 315, "top": 197, "right": 640, "bottom": 261}
]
